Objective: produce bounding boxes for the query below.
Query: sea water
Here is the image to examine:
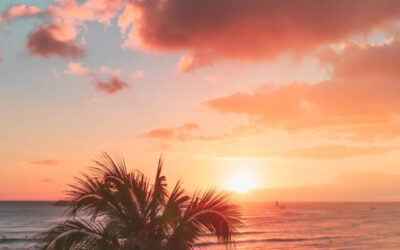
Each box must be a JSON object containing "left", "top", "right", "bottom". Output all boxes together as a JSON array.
[{"left": 1, "top": 201, "right": 400, "bottom": 249}]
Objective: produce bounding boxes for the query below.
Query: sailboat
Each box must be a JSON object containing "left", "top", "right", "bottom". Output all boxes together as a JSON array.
[{"left": 275, "top": 200, "right": 287, "bottom": 209}]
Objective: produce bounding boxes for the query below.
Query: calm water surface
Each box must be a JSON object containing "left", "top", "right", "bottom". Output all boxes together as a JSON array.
[{"left": 1, "top": 201, "right": 400, "bottom": 249}]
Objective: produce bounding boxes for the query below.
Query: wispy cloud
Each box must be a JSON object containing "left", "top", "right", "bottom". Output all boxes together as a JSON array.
[
  {"left": 0, "top": 4, "right": 41, "bottom": 23},
  {"left": 64, "top": 62, "right": 131, "bottom": 95},
  {"left": 279, "top": 144, "right": 400, "bottom": 160},
  {"left": 143, "top": 123, "right": 201, "bottom": 141},
  {"left": 29, "top": 159, "right": 60, "bottom": 166}
]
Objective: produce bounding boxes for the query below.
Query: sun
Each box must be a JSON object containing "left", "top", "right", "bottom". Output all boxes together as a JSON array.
[{"left": 225, "top": 171, "right": 256, "bottom": 193}]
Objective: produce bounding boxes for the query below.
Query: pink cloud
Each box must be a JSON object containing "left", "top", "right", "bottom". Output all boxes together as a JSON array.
[
  {"left": 203, "top": 79, "right": 400, "bottom": 139},
  {"left": 29, "top": 159, "right": 60, "bottom": 166},
  {"left": 143, "top": 123, "right": 201, "bottom": 141},
  {"left": 64, "top": 62, "right": 131, "bottom": 95},
  {"left": 319, "top": 39, "right": 400, "bottom": 79},
  {"left": 143, "top": 128, "right": 174, "bottom": 139},
  {"left": 38, "top": 178, "right": 53, "bottom": 183},
  {"left": 121, "top": 0, "right": 400, "bottom": 72},
  {"left": 65, "top": 62, "right": 90, "bottom": 76},
  {"left": 205, "top": 75, "right": 220, "bottom": 84},
  {"left": 21, "top": 0, "right": 123, "bottom": 62},
  {"left": 0, "top": 4, "right": 41, "bottom": 23},
  {"left": 26, "top": 23, "right": 85, "bottom": 59},
  {"left": 203, "top": 37, "right": 400, "bottom": 140},
  {"left": 280, "top": 144, "right": 400, "bottom": 160},
  {"left": 215, "top": 144, "right": 400, "bottom": 159},
  {"left": 93, "top": 77, "right": 129, "bottom": 95},
  {"left": 118, "top": 3, "right": 136, "bottom": 34},
  {"left": 131, "top": 71, "right": 144, "bottom": 81},
  {"left": 179, "top": 123, "right": 201, "bottom": 131},
  {"left": 47, "top": 0, "right": 124, "bottom": 26}
]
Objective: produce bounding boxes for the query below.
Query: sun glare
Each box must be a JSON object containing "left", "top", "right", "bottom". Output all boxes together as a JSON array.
[{"left": 225, "top": 171, "right": 256, "bottom": 193}]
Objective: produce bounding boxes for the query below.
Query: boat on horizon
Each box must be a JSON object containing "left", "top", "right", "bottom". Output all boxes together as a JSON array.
[
  {"left": 275, "top": 200, "right": 287, "bottom": 209},
  {"left": 52, "top": 200, "right": 72, "bottom": 206}
]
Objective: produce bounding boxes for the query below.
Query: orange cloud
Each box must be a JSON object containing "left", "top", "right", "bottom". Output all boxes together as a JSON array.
[
  {"left": 143, "top": 123, "right": 201, "bottom": 141},
  {"left": 65, "top": 62, "right": 89, "bottom": 76},
  {"left": 203, "top": 37, "right": 400, "bottom": 140},
  {"left": 47, "top": 0, "right": 124, "bottom": 26},
  {"left": 143, "top": 128, "right": 174, "bottom": 139},
  {"left": 29, "top": 159, "right": 60, "bottom": 166},
  {"left": 26, "top": 23, "right": 85, "bottom": 59},
  {"left": 204, "top": 80, "right": 400, "bottom": 130},
  {"left": 38, "top": 178, "right": 53, "bottom": 183},
  {"left": 93, "top": 77, "right": 129, "bottom": 95},
  {"left": 131, "top": 71, "right": 144, "bottom": 81},
  {"left": 0, "top": 4, "right": 41, "bottom": 23},
  {"left": 320, "top": 39, "right": 400, "bottom": 80},
  {"left": 64, "top": 62, "right": 131, "bottom": 95},
  {"left": 280, "top": 144, "right": 400, "bottom": 160},
  {"left": 121, "top": 0, "right": 400, "bottom": 72},
  {"left": 23, "top": 0, "right": 124, "bottom": 61}
]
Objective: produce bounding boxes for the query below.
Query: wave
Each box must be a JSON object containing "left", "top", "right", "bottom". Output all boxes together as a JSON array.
[
  {"left": 0, "top": 238, "right": 37, "bottom": 244},
  {"left": 195, "top": 236, "right": 340, "bottom": 247},
  {"left": 201, "top": 231, "right": 266, "bottom": 237}
]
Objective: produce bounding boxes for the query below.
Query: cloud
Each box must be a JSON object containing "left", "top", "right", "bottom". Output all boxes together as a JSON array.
[
  {"left": 26, "top": 22, "right": 85, "bottom": 59},
  {"left": 213, "top": 143, "right": 400, "bottom": 160},
  {"left": 204, "top": 80, "right": 400, "bottom": 131},
  {"left": 121, "top": 0, "right": 400, "bottom": 72},
  {"left": 93, "top": 77, "right": 129, "bottom": 95},
  {"left": 64, "top": 62, "right": 131, "bottom": 95},
  {"left": 47, "top": 0, "right": 124, "bottom": 26},
  {"left": 143, "top": 128, "right": 174, "bottom": 139},
  {"left": 29, "top": 159, "right": 60, "bottom": 166},
  {"left": 280, "top": 144, "right": 400, "bottom": 160},
  {"left": 65, "top": 62, "right": 90, "bottom": 76},
  {"left": 203, "top": 38, "right": 400, "bottom": 140},
  {"left": 319, "top": 39, "right": 400, "bottom": 80},
  {"left": 0, "top": 4, "right": 41, "bottom": 23},
  {"left": 21, "top": 0, "right": 124, "bottom": 61},
  {"left": 131, "top": 71, "right": 144, "bottom": 81},
  {"left": 205, "top": 75, "right": 220, "bottom": 84},
  {"left": 143, "top": 123, "right": 201, "bottom": 141},
  {"left": 38, "top": 178, "right": 53, "bottom": 183},
  {"left": 22, "top": 0, "right": 124, "bottom": 61}
]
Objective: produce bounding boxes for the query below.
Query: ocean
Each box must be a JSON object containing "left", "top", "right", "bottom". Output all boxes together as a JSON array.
[{"left": 1, "top": 201, "right": 400, "bottom": 249}]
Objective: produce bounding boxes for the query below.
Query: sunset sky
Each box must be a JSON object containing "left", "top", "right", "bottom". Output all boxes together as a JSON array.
[{"left": 2, "top": 0, "right": 400, "bottom": 201}]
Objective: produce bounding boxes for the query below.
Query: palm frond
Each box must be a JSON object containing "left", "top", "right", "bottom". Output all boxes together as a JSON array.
[
  {"left": 168, "top": 189, "right": 243, "bottom": 249},
  {"left": 37, "top": 219, "right": 119, "bottom": 250},
  {"left": 37, "top": 153, "right": 244, "bottom": 250}
]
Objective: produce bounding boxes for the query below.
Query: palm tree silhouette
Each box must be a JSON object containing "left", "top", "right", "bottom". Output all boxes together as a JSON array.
[{"left": 37, "top": 153, "right": 243, "bottom": 249}]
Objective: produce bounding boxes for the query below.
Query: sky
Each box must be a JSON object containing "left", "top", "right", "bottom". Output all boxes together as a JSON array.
[{"left": 2, "top": 0, "right": 400, "bottom": 201}]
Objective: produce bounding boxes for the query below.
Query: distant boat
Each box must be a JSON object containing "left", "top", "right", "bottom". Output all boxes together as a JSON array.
[
  {"left": 275, "top": 200, "right": 287, "bottom": 209},
  {"left": 52, "top": 200, "right": 72, "bottom": 206}
]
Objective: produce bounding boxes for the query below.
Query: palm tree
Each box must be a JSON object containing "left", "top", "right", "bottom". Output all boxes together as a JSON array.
[{"left": 37, "top": 153, "right": 243, "bottom": 249}]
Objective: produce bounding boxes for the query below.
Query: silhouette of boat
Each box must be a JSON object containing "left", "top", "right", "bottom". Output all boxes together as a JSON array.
[
  {"left": 52, "top": 200, "right": 72, "bottom": 206},
  {"left": 275, "top": 200, "right": 287, "bottom": 209}
]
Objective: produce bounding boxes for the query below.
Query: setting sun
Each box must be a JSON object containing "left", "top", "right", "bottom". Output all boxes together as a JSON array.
[{"left": 225, "top": 171, "right": 257, "bottom": 193}]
